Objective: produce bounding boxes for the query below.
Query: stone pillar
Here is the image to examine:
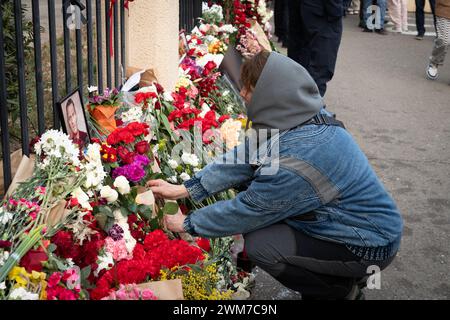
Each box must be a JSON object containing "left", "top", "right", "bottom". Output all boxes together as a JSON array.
[{"left": 126, "top": 0, "right": 179, "bottom": 91}]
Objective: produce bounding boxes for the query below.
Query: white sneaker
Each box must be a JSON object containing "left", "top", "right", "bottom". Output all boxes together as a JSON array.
[
  {"left": 402, "top": 27, "right": 409, "bottom": 32},
  {"left": 426, "top": 64, "right": 439, "bottom": 80},
  {"left": 389, "top": 26, "right": 402, "bottom": 33}
]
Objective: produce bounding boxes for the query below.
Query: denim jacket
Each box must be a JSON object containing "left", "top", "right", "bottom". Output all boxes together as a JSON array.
[{"left": 183, "top": 111, "right": 403, "bottom": 260}]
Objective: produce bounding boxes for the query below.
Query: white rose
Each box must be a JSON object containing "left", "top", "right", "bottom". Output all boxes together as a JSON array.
[
  {"left": 100, "top": 186, "right": 119, "bottom": 203},
  {"left": 180, "top": 173, "right": 191, "bottom": 181},
  {"left": 168, "top": 176, "right": 178, "bottom": 183},
  {"left": 113, "top": 176, "right": 131, "bottom": 195},
  {"left": 0, "top": 282, "right": 6, "bottom": 290},
  {"left": 168, "top": 159, "right": 179, "bottom": 169}
]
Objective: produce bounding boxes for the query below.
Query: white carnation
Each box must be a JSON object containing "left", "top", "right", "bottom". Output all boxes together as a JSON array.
[
  {"left": 71, "top": 187, "right": 93, "bottom": 210},
  {"left": 9, "top": 287, "right": 39, "bottom": 300},
  {"left": 180, "top": 173, "right": 191, "bottom": 181},
  {"left": 168, "top": 159, "right": 179, "bottom": 169},
  {"left": 181, "top": 153, "right": 200, "bottom": 167},
  {"left": 122, "top": 106, "right": 143, "bottom": 123}
]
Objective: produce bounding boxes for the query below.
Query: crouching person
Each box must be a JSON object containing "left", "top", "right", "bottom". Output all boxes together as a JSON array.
[{"left": 148, "top": 51, "right": 403, "bottom": 300}]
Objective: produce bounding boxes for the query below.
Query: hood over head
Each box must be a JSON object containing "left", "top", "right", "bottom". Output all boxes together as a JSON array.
[{"left": 247, "top": 52, "right": 323, "bottom": 131}]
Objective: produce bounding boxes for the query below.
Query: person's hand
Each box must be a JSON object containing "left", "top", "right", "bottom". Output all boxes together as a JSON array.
[
  {"left": 164, "top": 211, "right": 186, "bottom": 233},
  {"left": 146, "top": 179, "right": 189, "bottom": 200}
]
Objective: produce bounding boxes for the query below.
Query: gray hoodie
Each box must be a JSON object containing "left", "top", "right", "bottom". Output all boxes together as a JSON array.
[{"left": 247, "top": 52, "right": 324, "bottom": 131}]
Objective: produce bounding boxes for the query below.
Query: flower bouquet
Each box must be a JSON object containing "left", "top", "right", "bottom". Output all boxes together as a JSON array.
[{"left": 88, "top": 88, "right": 121, "bottom": 134}]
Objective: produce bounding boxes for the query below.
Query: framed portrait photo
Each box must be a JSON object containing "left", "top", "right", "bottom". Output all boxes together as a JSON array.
[{"left": 57, "top": 88, "right": 91, "bottom": 150}]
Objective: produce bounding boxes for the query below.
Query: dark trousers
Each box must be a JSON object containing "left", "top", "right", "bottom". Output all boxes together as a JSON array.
[
  {"left": 274, "top": 0, "right": 289, "bottom": 40},
  {"left": 415, "top": 0, "right": 436, "bottom": 36},
  {"left": 287, "top": 0, "right": 343, "bottom": 97},
  {"left": 244, "top": 223, "right": 396, "bottom": 299}
]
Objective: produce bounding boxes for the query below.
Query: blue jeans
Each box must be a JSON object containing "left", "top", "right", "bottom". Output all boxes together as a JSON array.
[{"left": 363, "top": 0, "right": 387, "bottom": 29}]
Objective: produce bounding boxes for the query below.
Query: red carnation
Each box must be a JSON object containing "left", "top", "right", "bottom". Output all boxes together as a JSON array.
[
  {"left": 20, "top": 249, "right": 48, "bottom": 272},
  {"left": 122, "top": 151, "right": 136, "bottom": 165},
  {"left": 135, "top": 140, "right": 150, "bottom": 154},
  {"left": 218, "top": 115, "right": 231, "bottom": 123},
  {"left": 196, "top": 238, "right": 211, "bottom": 252}
]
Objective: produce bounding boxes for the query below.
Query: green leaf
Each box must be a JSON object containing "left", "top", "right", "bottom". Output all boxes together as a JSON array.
[
  {"left": 81, "top": 265, "right": 91, "bottom": 280},
  {"left": 163, "top": 202, "right": 179, "bottom": 215},
  {"left": 95, "top": 213, "right": 108, "bottom": 230},
  {"left": 47, "top": 243, "right": 57, "bottom": 253},
  {"left": 120, "top": 207, "right": 129, "bottom": 218},
  {"left": 128, "top": 203, "right": 137, "bottom": 213},
  {"left": 160, "top": 113, "right": 178, "bottom": 142},
  {"left": 98, "top": 206, "right": 114, "bottom": 218},
  {"left": 138, "top": 204, "right": 152, "bottom": 220}
]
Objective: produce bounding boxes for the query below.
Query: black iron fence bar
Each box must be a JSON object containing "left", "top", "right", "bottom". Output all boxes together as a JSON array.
[
  {"left": 114, "top": 0, "right": 119, "bottom": 88},
  {"left": 76, "top": 22, "right": 83, "bottom": 91},
  {"left": 96, "top": 0, "right": 103, "bottom": 94},
  {"left": 14, "top": 0, "right": 30, "bottom": 155},
  {"left": 120, "top": 0, "right": 125, "bottom": 85},
  {"left": 0, "top": 3, "right": 12, "bottom": 192},
  {"left": 179, "top": 0, "right": 184, "bottom": 30},
  {"left": 48, "top": 0, "right": 60, "bottom": 128},
  {"left": 86, "top": 0, "right": 94, "bottom": 92},
  {"left": 105, "top": 0, "right": 111, "bottom": 88},
  {"left": 31, "top": 0, "right": 45, "bottom": 135},
  {"left": 62, "top": 0, "right": 72, "bottom": 94},
  {"left": 194, "top": 0, "right": 202, "bottom": 25}
]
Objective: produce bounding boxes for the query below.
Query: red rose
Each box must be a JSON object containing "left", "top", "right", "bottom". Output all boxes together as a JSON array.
[
  {"left": 122, "top": 151, "right": 136, "bottom": 165},
  {"left": 20, "top": 249, "right": 48, "bottom": 272},
  {"left": 135, "top": 141, "right": 150, "bottom": 154}
]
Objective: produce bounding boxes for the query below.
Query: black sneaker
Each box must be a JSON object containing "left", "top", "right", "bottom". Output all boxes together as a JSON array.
[
  {"left": 415, "top": 34, "right": 425, "bottom": 40},
  {"left": 375, "top": 28, "right": 388, "bottom": 35},
  {"left": 363, "top": 27, "right": 373, "bottom": 33}
]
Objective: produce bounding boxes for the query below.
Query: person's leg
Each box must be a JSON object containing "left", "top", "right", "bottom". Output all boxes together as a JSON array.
[
  {"left": 388, "top": 0, "right": 402, "bottom": 31},
  {"left": 297, "top": 1, "right": 342, "bottom": 96},
  {"left": 415, "top": 0, "right": 426, "bottom": 36},
  {"left": 429, "top": 0, "right": 437, "bottom": 31},
  {"left": 377, "top": 0, "right": 388, "bottom": 30},
  {"left": 352, "top": 0, "right": 361, "bottom": 12},
  {"left": 401, "top": 0, "right": 409, "bottom": 31},
  {"left": 274, "top": 0, "right": 282, "bottom": 38},
  {"left": 243, "top": 223, "right": 394, "bottom": 299},
  {"left": 363, "top": 0, "right": 373, "bottom": 29},
  {"left": 287, "top": 0, "right": 307, "bottom": 65},
  {"left": 281, "top": 0, "right": 290, "bottom": 47},
  {"left": 428, "top": 17, "right": 450, "bottom": 79}
]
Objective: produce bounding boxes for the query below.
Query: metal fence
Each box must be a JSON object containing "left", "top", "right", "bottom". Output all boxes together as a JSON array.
[
  {"left": 179, "top": 0, "right": 202, "bottom": 32},
  {"left": 0, "top": 0, "right": 127, "bottom": 194}
]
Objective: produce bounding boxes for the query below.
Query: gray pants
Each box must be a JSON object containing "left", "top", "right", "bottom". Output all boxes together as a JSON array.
[
  {"left": 244, "top": 223, "right": 396, "bottom": 298},
  {"left": 430, "top": 17, "right": 450, "bottom": 66}
]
